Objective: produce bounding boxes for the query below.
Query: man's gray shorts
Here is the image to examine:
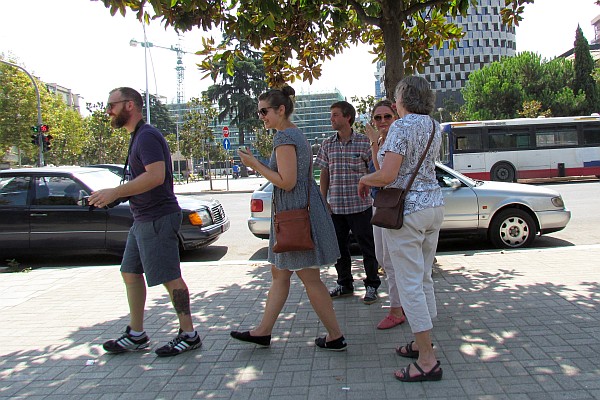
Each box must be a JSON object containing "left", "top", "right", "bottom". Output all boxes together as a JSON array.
[{"left": 121, "top": 211, "right": 182, "bottom": 287}]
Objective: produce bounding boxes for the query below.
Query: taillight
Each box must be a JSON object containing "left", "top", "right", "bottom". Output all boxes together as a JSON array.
[{"left": 251, "top": 199, "right": 264, "bottom": 212}]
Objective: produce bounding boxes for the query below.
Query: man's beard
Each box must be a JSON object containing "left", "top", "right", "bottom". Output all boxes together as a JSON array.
[{"left": 110, "top": 109, "right": 130, "bottom": 129}]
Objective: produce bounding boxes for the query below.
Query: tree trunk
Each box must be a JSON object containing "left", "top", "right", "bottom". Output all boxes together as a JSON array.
[{"left": 381, "top": 1, "right": 405, "bottom": 99}]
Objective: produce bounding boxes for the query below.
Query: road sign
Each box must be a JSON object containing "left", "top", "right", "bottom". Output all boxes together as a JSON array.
[
  {"left": 222, "top": 126, "right": 229, "bottom": 137},
  {"left": 223, "top": 138, "right": 231, "bottom": 150}
]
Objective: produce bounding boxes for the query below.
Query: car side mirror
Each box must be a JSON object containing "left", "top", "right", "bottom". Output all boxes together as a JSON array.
[{"left": 79, "top": 196, "right": 91, "bottom": 207}]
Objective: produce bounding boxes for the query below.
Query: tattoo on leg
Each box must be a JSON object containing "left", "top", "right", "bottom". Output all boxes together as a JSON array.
[{"left": 172, "top": 288, "right": 191, "bottom": 316}]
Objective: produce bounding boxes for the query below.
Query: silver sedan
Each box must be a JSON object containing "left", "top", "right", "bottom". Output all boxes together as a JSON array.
[{"left": 247, "top": 163, "right": 571, "bottom": 249}]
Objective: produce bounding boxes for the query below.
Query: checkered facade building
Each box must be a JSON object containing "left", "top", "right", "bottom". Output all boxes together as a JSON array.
[{"left": 375, "top": 0, "right": 516, "bottom": 106}]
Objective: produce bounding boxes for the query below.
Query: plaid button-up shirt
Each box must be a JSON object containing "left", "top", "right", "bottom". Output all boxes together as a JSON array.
[{"left": 315, "top": 130, "right": 373, "bottom": 214}]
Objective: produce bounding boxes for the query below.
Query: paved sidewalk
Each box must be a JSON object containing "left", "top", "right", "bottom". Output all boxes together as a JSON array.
[
  {"left": 174, "top": 176, "right": 268, "bottom": 195},
  {"left": 1, "top": 245, "right": 599, "bottom": 399}
]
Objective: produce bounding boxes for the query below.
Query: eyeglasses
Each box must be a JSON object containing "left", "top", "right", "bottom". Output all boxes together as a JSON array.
[
  {"left": 106, "top": 100, "right": 131, "bottom": 110},
  {"left": 373, "top": 114, "right": 394, "bottom": 122},
  {"left": 257, "top": 107, "right": 276, "bottom": 117}
]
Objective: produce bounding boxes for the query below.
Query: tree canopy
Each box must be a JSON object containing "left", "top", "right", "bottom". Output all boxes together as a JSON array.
[
  {"left": 99, "top": 0, "right": 534, "bottom": 96},
  {"left": 461, "top": 52, "right": 587, "bottom": 120}
]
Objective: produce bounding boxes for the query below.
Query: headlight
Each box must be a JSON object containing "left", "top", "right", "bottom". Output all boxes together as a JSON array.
[
  {"left": 551, "top": 196, "right": 564, "bottom": 208},
  {"left": 188, "top": 209, "right": 213, "bottom": 226}
]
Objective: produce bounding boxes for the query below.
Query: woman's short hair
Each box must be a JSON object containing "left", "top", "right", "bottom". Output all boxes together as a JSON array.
[
  {"left": 258, "top": 86, "right": 295, "bottom": 117},
  {"left": 394, "top": 76, "right": 435, "bottom": 115}
]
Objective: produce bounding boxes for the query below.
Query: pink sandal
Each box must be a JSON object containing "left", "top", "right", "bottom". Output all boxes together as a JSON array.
[{"left": 377, "top": 314, "right": 406, "bottom": 329}]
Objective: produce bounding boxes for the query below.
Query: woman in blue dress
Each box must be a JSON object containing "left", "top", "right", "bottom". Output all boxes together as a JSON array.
[{"left": 232, "top": 86, "right": 346, "bottom": 351}]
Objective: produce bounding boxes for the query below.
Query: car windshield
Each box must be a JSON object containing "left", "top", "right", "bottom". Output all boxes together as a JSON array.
[
  {"left": 73, "top": 169, "right": 123, "bottom": 191},
  {"left": 436, "top": 163, "right": 476, "bottom": 186}
]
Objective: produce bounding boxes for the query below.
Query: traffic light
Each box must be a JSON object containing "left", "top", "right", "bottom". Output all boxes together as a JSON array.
[
  {"left": 31, "top": 125, "right": 40, "bottom": 133},
  {"left": 42, "top": 134, "right": 53, "bottom": 152},
  {"left": 40, "top": 124, "right": 49, "bottom": 133},
  {"left": 31, "top": 134, "right": 39, "bottom": 146}
]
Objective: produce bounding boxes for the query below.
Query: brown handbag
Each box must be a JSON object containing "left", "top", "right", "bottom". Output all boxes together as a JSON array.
[
  {"left": 371, "top": 118, "right": 436, "bottom": 229},
  {"left": 272, "top": 143, "right": 315, "bottom": 253}
]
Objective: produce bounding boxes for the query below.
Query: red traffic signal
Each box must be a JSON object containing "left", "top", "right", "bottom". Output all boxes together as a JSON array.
[
  {"left": 40, "top": 124, "right": 50, "bottom": 133},
  {"left": 42, "top": 134, "right": 53, "bottom": 152}
]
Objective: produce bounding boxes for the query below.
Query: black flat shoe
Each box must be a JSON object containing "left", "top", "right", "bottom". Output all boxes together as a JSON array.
[
  {"left": 315, "top": 335, "right": 347, "bottom": 351},
  {"left": 230, "top": 331, "right": 271, "bottom": 347}
]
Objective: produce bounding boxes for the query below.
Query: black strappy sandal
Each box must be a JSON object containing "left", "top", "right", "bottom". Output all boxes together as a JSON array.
[{"left": 394, "top": 361, "right": 443, "bottom": 382}]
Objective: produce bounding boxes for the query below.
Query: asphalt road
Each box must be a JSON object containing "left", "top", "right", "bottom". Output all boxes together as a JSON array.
[
  {"left": 181, "top": 180, "right": 600, "bottom": 261},
  {"left": 3, "top": 180, "right": 598, "bottom": 269}
]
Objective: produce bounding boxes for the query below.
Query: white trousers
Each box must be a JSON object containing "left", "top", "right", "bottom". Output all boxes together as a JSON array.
[
  {"left": 373, "top": 222, "right": 401, "bottom": 308},
  {"left": 383, "top": 206, "right": 444, "bottom": 334}
]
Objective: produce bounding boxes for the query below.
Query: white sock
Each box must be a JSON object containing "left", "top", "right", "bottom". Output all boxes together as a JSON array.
[
  {"left": 129, "top": 329, "right": 145, "bottom": 337},
  {"left": 184, "top": 330, "right": 197, "bottom": 338}
]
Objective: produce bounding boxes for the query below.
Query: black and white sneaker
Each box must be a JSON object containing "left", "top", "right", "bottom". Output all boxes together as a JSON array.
[
  {"left": 103, "top": 325, "right": 150, "bottom": 354},
  {"left": 155, "top": 329, "right": 202, "bottom": 357},
  {"left": 329, "top": 284, "right": 354, "bottom": 298},
  {"left": 315, "top": 335, "right": 347, "bottom": 351},
  {"left": 363, "top": 286, "right": 378, "bottom": 304}
]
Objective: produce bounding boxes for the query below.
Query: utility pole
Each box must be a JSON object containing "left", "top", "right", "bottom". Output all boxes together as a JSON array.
[
  {"left": 129, "top": 35, "right": 191, "bottom": 181},
  {"left": 1, "top": 60, "right": 44, "bottom": 166}
]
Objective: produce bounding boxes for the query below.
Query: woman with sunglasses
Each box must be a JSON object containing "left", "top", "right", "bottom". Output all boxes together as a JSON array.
[
  {"left": 365, "top": 100, "right": 407, "bottom": 330},
  {"left": 232, "top": 86, "right": 346, "bottom": 351}
]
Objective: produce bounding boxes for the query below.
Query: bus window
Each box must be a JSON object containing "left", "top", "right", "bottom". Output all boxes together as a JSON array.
[
  {"left": 583, "top": 126, "right": 600, "bottom": 145},
  {"left": 536, "top": 125, "right": 578, "bottom": 147},
  {"left": 488, "top": 128, "right": 531, "bottom": 149},
  {"left": 454, "top": 128, "right": 482, "bottom": 152}
]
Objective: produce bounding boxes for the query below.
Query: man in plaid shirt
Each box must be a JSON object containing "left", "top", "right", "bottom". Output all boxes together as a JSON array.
[{"left": 315, "top": 101, "right": 381, "bottom": 304}]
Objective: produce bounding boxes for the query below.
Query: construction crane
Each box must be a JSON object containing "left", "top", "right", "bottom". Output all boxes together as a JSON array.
[
  {"left": 129, "top": 35, "right": 189, "bottom": 106},
  {"left": 129, "top": 35, "right": 191, "bottom": 180}
]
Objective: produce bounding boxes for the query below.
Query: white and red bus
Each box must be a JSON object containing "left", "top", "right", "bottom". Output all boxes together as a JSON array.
[{"left": 440, "top": 115, "right": 600, "bottom": 182}]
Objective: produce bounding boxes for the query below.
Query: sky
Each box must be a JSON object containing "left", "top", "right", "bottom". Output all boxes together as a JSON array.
[{"left": 1, "top": 0, "right": 599, "bottom": 112}]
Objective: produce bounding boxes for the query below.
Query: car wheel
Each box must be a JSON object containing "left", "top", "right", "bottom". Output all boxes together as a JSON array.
[
  {"left": 490, "top": 162, "right": 516, "bottom": 182},
  {"left": 489, "top": 208, "right": 536, "bottom": 249}
]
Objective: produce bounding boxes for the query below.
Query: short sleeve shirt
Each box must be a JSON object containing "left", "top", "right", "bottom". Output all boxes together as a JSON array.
[
  {"left": 128, "top": 122, "right": 180, "bottom": 222},
  {"left": 378, "top": 114, "right": 444, "bottom": 215},
  {"left": 314, "top": 130, "right": 373, "bottom": 214}
]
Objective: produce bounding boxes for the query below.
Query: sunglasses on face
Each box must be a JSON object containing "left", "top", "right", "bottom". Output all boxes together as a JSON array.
[
  {"left": 373, "top": 114, "right": 394, "bottom": 122},
  {"left": 106, "top": 100, "right": 131, "bottom": 111},
  {"left": 257, "top": 107, "right": 276, "bottom": 117}
]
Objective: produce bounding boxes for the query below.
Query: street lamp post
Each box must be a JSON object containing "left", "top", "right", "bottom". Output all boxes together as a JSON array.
[
  {"left": 129, "top": 24, "right": 151, "bottom": 124},
  {"left": 437, "top": 107, "right": 445, "bottom": 123},
  {"left": 1, "top": 60, "right": 44, "bottom": 166}
]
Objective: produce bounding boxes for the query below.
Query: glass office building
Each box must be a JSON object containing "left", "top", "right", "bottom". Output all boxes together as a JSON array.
[{"left": 292, "top": 90, "right": 345, "bottom": 146}]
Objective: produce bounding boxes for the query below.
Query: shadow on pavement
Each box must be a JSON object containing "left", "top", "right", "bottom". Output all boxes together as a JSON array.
[{"left": 1, "top": 259, "right": 599, "bottom": 398}]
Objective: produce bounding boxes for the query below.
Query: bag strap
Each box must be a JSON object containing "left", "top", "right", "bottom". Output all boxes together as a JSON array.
[
  {"left": 400, "top": 117, "right": 436, "bottom": 199},
  {"left": 273, "top": 137, "right": 312, "bottom": 214}
]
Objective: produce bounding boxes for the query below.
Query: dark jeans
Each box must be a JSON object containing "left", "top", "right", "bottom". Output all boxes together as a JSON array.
[{"left": 331, "top": 207, "right": 380, "bottom": 289}]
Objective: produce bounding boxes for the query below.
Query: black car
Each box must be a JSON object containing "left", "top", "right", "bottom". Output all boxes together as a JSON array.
[
  {"left": 0, "top": 167, "right": 230, "bottom": 256},
  {"left": 86, "top": 164, "right": 128, "bottom": 180}
]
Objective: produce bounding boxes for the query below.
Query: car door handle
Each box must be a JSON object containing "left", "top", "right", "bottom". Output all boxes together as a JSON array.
[{"left": 30, "top": 213, "right": 48, "bottom": 217}]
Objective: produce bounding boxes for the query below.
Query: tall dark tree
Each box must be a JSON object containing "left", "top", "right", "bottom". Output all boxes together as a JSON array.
[
  {"left": 141, "top": 93, "right": 177, "bottom": 136},
  {"left": 204, "top": 43, "right": 267, "bottom": 147},
  {"left": 573, "top": 26, "right": 599, "bottom": 114}
]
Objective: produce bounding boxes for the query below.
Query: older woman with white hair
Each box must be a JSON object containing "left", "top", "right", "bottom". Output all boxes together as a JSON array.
[{"left": 358, "top": 76, "right": 445, "bottom": 382}]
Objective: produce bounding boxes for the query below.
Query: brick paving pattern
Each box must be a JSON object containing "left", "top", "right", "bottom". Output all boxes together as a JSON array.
[{"left": 1, "top": 245, "right": 599, "bottom": 399}]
